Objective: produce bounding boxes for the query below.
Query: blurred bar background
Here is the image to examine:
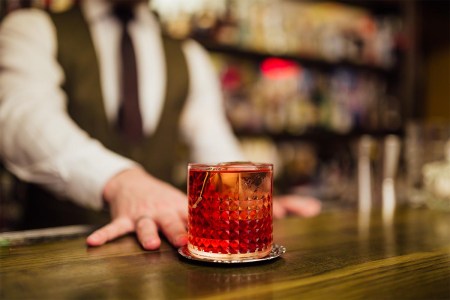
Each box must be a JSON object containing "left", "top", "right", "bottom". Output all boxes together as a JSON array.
[{"left": 1, "top": 0, "right": 449, "bottom": 231}]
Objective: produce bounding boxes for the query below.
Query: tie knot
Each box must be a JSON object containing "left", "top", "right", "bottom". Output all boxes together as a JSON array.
[{"left": 112, "top": 3, "right": 135, "bottom": 25}]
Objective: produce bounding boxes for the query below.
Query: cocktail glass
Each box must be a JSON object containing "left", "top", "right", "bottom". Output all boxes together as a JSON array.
[{"left": 187, "top": 162, "right": 273, "bottom": 261}]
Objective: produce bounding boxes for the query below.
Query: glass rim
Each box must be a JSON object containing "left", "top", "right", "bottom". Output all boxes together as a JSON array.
[{"left": 188, "top": 161, "right": 273, "bottom": 171}]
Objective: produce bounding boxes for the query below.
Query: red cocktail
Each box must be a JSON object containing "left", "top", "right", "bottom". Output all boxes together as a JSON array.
[{"left": 187, "top": 162, "right": 273, "bottom": 260}]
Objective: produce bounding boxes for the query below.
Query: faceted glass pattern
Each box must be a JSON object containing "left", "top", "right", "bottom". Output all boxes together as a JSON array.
[{"left": 187, "top": 162, "right": 273, "bottom": 260}]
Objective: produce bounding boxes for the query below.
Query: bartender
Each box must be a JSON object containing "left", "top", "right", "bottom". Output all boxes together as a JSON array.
[{"left": 0, "top": 0, "right": 320, "bottom": 250}]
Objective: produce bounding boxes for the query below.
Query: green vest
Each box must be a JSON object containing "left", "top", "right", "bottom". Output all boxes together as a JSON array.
[
  {"left": 53, "top": 5, "right": 189, "bottom": 182},
  {"left": 21, "top": 5, "right": 190, "bottom": 229}
]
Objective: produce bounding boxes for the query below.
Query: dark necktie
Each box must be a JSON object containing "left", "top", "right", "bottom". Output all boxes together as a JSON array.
[{"left": 113, "top": 4, "right": 143, "bottom": 143}]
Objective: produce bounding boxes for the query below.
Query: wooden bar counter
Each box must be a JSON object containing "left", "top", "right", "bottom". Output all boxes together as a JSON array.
[{"left": 1, "top": 207, "right": 450, "bottom": 299}]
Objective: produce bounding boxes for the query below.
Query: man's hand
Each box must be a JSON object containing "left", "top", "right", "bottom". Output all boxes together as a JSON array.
[
  {"left": 86, "top": 167, "right": 321, "bottom": 250},
  {"left": 273, "top": 195, "right": 321, "bottom": 219},
  {"left": 86, "top": 167, "right": 188, "bottom": 250}
]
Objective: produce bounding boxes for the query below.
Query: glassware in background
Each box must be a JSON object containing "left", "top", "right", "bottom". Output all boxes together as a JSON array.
[
  {"left": 214, "top": 54, "right": 401, "bottom": 135},
  {"left": 422, "top": 140, "right": 450, "bottom": 211},
  {"left": 381, "top": 135, "right": 401, "bottom": 220},
  {"left": 187, "top": 162, "right": 273, "bottom": 260},
  {"left": 153, "top": 0, "right": 403, "bottom": 68},
  {"left": 405, "top": 121, "right": 450, "bottom": 210},
  {"left": 357, "top": 135, "right": 375, "bottom": 214}
]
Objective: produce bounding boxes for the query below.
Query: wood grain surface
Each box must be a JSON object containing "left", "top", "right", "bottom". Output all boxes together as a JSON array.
[{"left": 1, "top": 208, "right": 449, "bottom": 299}]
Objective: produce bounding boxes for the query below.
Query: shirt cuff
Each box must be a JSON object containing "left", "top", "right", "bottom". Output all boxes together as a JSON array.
[{"left": 63, "top": 147, "right": 137, "bottom": 210}]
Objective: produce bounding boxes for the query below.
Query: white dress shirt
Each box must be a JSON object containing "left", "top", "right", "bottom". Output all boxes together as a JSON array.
[{"left": 0, "top": 0, "right": 244, "bottom": 209}]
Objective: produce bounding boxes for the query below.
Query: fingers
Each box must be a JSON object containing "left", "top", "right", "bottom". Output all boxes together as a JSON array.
[
  {"left": 178, "top": 206, "right": 188, "bottom": 224},
  {"left": 276, "top": 195, "right": 322, "bottom": 218},
  {"left": 97, "top": 169, "right": 189, "bottom": 249},
  {"left": 86, "top": 218, "right": 133, "bottom": 247},
  {"left": 157, "top": 212, "right": 188, "bottom": 247},
  {"left": 135, "top": 217, "right": 161, "bottom": 250},
  {"left": 273, "top": 200, "right": 287, "bottom": 219}
]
